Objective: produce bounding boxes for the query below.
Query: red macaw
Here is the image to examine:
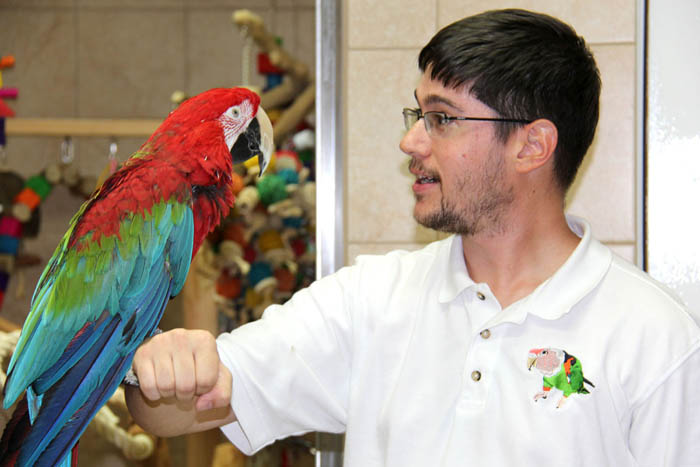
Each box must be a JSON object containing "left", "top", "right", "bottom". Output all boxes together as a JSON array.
[{"left": 0, "top": 87, "right": 273, "bottom": 467}]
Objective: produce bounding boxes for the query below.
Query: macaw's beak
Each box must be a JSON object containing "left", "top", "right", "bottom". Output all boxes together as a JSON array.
[{"left": 231, "top": 105, "right": 274, "bottom": 176}]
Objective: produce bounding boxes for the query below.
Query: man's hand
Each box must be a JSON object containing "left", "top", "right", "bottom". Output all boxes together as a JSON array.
[{"left": 126, "top": 328, "right": 237, "bottom": 437}]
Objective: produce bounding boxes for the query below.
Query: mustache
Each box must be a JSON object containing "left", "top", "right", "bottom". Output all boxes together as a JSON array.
[{"left": 408, "top": 159, "right": 440, "bottom": 179}]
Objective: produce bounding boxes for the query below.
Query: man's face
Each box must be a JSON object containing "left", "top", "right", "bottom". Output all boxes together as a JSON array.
[{"left": 400, "top": 73, "right": 515, "bottom": 237}]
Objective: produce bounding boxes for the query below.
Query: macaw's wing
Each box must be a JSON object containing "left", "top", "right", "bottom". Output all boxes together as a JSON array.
[{"left": 2, "top": 193, "right": 194, "bottom": 467}]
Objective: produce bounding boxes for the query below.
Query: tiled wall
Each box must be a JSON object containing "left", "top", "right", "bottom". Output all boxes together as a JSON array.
[{"left": 345, "top": 0, "right": 638, "bottom": 265}]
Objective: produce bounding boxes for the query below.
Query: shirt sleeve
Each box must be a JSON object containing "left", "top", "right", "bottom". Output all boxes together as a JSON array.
[
  {"left": 628, "top": 343, "right": 700, "bottom": 466},
  {"left": 215, "top": 266, "right": 357, "bottom": 455}
]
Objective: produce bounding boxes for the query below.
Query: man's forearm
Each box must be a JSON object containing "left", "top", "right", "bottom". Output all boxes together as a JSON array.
[{"left": 125, "top": 385, "right": 237, "bottom": 437}]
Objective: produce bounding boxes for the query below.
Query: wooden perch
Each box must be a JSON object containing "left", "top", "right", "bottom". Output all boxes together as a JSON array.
[
  {"left": 232, "top": 10, "right": 311, "bottom": 85},
  {"left": 5, "top": 118, "right": 161, "bottom": 137},
  {"left": 271, "top": 83, "right": 315, "bottom": 147},
  {"left": 233, "top": 9, "right": 316, "bottom": 145}
]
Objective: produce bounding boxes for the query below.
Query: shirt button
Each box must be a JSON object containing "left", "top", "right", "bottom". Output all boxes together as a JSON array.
[
  {"left": 476, "top": 292, "right": 486, "bottom": 300},
  {"left": 471, "top": 370, "right": 482, "bottom": 382},
  {"left": 480, "top": 329, "right": 491, "bottom": 339}
]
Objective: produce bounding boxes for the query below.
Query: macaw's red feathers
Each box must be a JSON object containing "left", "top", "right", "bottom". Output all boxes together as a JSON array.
[
  {"left": 150, "top": 87, "right": 260, "bottom": 142},
  {"left": 68, "top": 92, "right": 244, "bottom": 257},
  {"left": 67, "top": 156, "right": 191, "bottom": 252}
]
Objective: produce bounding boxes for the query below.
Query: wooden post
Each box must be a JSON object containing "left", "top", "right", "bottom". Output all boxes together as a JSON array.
[{"left": 181, "top": 242, "right": 236, "bottom": 467}]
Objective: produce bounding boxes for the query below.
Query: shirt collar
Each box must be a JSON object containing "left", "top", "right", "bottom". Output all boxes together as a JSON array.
[
  {"left": 524, "top": 215, "right": 612, "bottom": 320},
  {"left": 438, "top": 234, "right": 475, "bottom": 304},
  {"left": 438, "top": 215, "right": 612, "bottom": 321}
]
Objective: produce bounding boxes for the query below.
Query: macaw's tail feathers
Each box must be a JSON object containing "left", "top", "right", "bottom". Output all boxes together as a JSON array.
[
  {"left": 0, "top": 396, "right": 30, "bottom": 467},
  {"left": 583, "top": 377, "right": 595, "bottom": 389}
]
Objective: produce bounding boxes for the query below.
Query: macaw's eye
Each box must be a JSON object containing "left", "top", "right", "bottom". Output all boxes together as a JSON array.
[{"left": 231, "top": 106, "right": 241, "bottom": 118}]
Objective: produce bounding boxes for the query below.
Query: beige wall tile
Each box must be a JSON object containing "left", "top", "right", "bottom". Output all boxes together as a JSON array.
[
  {"left": 77, "top": 10, "right": 186, "bottom": 118},
  {"left": 0, "top": 10, "right": 76, "bottom": 117},
  {"left": 0, "top": 0, "right": 72, "bottom": 6},
  {"left": 566, "top": 44, "right": 636, "bottom": 243},
  {"left": 295, "top": 7, "right": 316, "bottom": 73},
  {"left": 76, "top": 0, "right": 184, "bottom": 7},
  {"left": 267, "top": 8, "right": 296, "bottom": 50},
  {"left": 187, "top": 9, "right": 267, "bottom": 93},
  {"left": 183, "top": 0, "right": 271, "bottom": 6},
  {"left": 346, "top": 49, "right": 436, "bottom": 244},
  {"left": 0, "top": 135, "right": 144, "bottom": 185},
  {"left": 275, "top": 0, "right": 313, "bottom": 6},
  {"left": 437, "top": 0, "right": 635, "bottom": 44},
  {"left": 348, "top": 0, "right": 437, "bottom": 48},
  {"left": 75, "top": 136, "right": 149, "bottom": 176},
  {"left": 2, "top": 137, "right": 69, "bottom": 179},
  {"left": 347, "top": 242, "right": 430, "bottom": 264}
]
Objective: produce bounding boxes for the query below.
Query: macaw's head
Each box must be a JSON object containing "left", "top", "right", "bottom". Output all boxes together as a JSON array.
[
  {"left": 155, "top": 87, "right": 273, "bottom": 177},
  {"left": 527, "top": 348, "right": 565, "bottom": 376}
]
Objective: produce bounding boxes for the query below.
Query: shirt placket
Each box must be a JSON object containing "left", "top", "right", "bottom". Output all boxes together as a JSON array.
[{"left": 457, "top": 286, "right": 503, "bottom": 412}]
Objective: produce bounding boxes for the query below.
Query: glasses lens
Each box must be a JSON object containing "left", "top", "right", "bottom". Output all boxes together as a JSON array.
[
  {"left": 424, "top": 112, "right": 443, "bottom": 135},
  {"left": 403, "top": 108, "right": 418, "bottom": 131}
]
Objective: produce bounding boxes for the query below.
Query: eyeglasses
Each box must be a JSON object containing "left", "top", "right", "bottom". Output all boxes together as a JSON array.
[{"left": 402, "top": 108, "right": 532, "bottom": 138}]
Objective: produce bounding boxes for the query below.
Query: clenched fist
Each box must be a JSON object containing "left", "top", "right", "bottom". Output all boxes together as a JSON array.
[{"left": 126, "top": 329, "right": 237, "bottom": 437}]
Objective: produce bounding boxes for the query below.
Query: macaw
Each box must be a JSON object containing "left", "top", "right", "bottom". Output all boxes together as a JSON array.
[
  {"left": 0, "top": 87, "right": 273, "bottom": 467},
  {"left": 527, "top": 347, "right": 595, "bottom": 408}
]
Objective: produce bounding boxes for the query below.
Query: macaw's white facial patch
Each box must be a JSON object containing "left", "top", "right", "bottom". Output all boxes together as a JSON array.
[{"left": 219, "top": 99, "right": 255, "bottom": 151}]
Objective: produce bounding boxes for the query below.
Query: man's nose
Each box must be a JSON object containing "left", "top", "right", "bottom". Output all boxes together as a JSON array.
[{"left": 399, "top": 119, "right": 430, "bottom": 159}]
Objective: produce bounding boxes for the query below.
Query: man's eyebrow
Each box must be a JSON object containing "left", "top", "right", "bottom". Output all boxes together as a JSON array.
[{"left": 413, "top": 90, "right": 462, "bottom": 111}]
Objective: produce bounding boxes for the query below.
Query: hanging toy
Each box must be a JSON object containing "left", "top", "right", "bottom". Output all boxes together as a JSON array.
[
  {"left": 0, "top": 216, "right": 22, "bottom": 257},
  {"left": 257, "top": 37, "right": 286, "bottom": 91},
  {"left": 256, "top": 173, "right": 288, "bottom": 206},
  {"left": 11, "top": 174, "right": 53, "bottom": 223},
  {"left": 0, "top": 270, "right": 8, "bottom": 309},
  {"left": 96, "top": 139, "right": 121, "bottom": 188},
  {"left": 292, "top": 128, "right": 315, "bottom": 168},
  {"left": 0, "top": 55, "right": 17, "bottom": 120},
  {"left": 0, "top": 215, "right": 20, "bottom": 311}
]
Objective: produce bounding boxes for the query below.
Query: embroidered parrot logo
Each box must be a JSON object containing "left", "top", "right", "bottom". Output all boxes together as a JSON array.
[{"left": 527, "top": 348, "right": 595, "bottom": 408}]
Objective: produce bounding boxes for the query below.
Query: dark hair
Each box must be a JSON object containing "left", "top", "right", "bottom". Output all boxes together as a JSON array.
[{"left": 418, "top": 9, "right": 601, "bottom": 191}]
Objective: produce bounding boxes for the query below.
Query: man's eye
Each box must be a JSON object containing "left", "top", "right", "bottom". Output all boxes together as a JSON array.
[{"left": 437, "top": 115, "right": 456, "bottom": 126}]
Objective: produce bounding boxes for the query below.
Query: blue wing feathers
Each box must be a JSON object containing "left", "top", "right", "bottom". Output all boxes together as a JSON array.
[
  {"left": 32, "top": 258, "right": 175, "bottom": 466},
  {"left": 169, "top": 208, "right": 194, "bottom": 296},
  {"left": 21, "top": 316, "right": 123, "bottom": 466},
  {"left": 2, "top": 197, "right": 195, "bottom": 467},
  {"left": 33, "top": 311, "right": 112, "bottom": 394}
]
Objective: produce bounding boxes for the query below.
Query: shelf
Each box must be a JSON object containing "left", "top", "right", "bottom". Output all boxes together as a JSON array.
[{"left": 5, "top": 118, "right": 162, "bottom": 137}]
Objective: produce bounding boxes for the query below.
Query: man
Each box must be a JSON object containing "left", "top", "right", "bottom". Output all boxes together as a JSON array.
[{"left": 127, "top": 9, "right": 700, "bottom": 465}]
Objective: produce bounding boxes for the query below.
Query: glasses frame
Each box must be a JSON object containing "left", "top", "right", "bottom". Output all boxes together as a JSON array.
[{"left": 402, "top": 107, "right": 533, "bottom": 136}]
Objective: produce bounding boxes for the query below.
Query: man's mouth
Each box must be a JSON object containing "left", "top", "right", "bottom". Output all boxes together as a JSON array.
[
  {"left": 417, "top": 175, "right": 439, "bottom": 184},
  {"left": 409, "top": 159, "right": 440, "bottom": 185}
]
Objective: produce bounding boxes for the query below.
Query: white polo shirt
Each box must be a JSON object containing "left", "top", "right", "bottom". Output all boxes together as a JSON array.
[{"left": 217, "top": 216, "right": 700, "bottom": 466}]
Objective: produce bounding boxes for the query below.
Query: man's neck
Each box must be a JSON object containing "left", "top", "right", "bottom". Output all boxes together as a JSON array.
[{"left": 461, "top": 209, "right": 580, "bottom": 309}]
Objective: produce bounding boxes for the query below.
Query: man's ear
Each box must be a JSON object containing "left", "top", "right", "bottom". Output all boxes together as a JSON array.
[{"left": 515, "top": 119, "right": 558, "bottom": 174}]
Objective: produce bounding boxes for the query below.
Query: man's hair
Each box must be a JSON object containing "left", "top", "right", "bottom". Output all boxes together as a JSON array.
[{"left": 418, "top": 9, "right": 601, "bottom": 191}]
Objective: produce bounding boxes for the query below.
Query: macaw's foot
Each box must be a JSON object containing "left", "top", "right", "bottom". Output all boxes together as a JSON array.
[
  {"left": 533, "top": 392, "right": 548, "bottom": 402},
  {"left": 556, "top": 396, "right": 568, "bottom": 409}
]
